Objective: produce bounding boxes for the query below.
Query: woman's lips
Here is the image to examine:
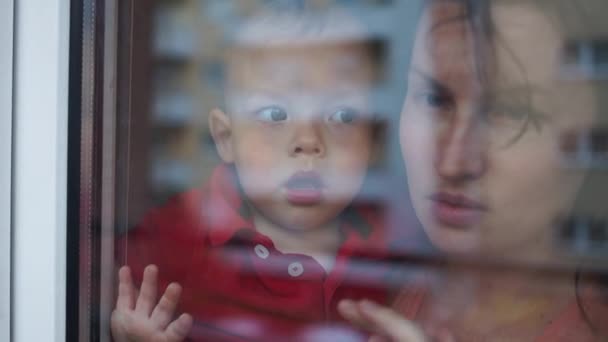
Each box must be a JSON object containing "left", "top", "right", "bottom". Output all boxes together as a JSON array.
[
  {"left": 284, "top": 171, "right": 325, "bottom": 205},
  {"left": 429, "top": 192, "right": 487, "bottom": 228}
]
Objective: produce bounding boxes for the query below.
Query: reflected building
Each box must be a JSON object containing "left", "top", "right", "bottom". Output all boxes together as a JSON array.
[{"left": 553, "top": 2, "right": 608, "bottom": 260}]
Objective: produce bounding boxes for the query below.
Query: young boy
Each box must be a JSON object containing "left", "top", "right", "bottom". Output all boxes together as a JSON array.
[{"left": 111, "top": 6, "right": 391, "bottom": 341}]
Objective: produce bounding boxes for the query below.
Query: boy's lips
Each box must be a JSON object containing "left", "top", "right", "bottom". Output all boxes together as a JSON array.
[
  {"left": 284, "top": 171, "right": 325, "bottom": 205},
  {"left": 429, "top": 192, "right": 487, "bottom": 228}
]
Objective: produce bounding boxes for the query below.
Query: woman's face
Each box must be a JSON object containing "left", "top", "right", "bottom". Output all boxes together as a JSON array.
[{"left": 400, "top": 1, "right": 596, "bottom": 259}]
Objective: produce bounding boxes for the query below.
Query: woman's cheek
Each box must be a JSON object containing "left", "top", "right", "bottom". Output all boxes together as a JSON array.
[
  {"left": 401, "top": 115, "right": 433, "bottom": 167},
  {"left": 487, "top": 143, "right": 570, "bottom": 250}
]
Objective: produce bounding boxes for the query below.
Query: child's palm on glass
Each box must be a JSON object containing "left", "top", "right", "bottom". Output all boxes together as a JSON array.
[{"left": 111, "top": 265, "right": 192, "bottom": 342}]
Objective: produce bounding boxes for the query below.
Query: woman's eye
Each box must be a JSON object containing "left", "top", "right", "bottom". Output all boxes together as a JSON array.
[
  {"left": 327, "top": 107, "right": 359, "bottom": 124},
  {"left": 255, "top": 106, "right": 288, "bottom": 122},
  {"left": 416, "top": 91, "right": 451, "bottom": 109}
]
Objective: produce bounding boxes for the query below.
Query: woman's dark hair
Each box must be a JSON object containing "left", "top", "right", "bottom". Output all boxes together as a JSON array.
[{"left": 422, "top": 0, "right": 543, "bottom": 146}]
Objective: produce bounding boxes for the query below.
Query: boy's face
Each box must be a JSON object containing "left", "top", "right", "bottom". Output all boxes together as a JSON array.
[{"left": 211, "top": 42, "right": 376, "bottom": 231}]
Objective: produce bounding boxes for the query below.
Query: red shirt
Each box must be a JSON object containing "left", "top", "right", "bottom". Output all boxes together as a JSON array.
[{"left": 117, "top": 164, "right": 393, "bottom": 341}]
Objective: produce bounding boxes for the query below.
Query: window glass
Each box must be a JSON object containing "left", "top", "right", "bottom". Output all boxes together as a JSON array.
[{"left": 72, "top": 0, "right": 608, "bottom": 341}]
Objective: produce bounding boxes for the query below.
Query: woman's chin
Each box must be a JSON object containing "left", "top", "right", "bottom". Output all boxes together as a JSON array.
[{"left": 424, "top": 220, "right": 483, "bottom": 256}]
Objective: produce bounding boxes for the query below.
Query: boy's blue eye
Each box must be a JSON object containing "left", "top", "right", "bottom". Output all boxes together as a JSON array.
[
  {"left": 255, "top": 106, "right": 288, "bottom": 122},
  {"left": 327, "top": 107, "right": 359, "bottom": 124}
]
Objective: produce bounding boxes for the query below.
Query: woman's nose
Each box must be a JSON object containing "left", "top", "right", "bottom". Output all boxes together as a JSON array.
[
  {"left": 434, "top": 113, "right": 487, "bottom": 183},
  {"left": 289, "top": 119, "right": 326, "bottom": 157}
]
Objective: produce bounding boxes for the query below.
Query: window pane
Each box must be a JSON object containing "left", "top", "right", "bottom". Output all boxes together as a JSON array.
[
  {"left": 72, "top": 0, "right": 608, "bottom": 341},
  {"left": 592, "top": 40, "right": 608, "bottom": 66}
]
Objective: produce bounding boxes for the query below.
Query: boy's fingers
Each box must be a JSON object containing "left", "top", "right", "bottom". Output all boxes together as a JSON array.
[
  {"left": 165, "top": 313, "right": 193, "bottom": 341},
  {"left": 133, "top": 287, "right": 140, "bottom": 305},
  {"left": 150, "top": 282, "right": 183, "bottom": 329},
  {"left": 340, "top": 299, "right": 426, "bottom": 341},
  {"left": 423, "top": 324, "right": 456, "bottom": 342},
  {"left": 337, "top": 299, "right": 359, "bottom": 321},
  {"left": 338, "top": 299, "right": 375, "bottom": 331},
  {"left": 358, "top": 300, "right": 427, "bottom": 342},
  {"left": 135, "top": 264, "right": 159, "bottom": 316},
  {"left": 116, "top": 266, "right": 135, "bottom": 310}
]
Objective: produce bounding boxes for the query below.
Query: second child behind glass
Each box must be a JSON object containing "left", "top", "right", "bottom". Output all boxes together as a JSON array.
[{"left": 111, "top": 6, "right": 391, "bottom": 342}]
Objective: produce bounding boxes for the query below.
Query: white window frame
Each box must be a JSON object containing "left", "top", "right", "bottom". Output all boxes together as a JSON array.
[
  {"left": 0, "top": 0, "right": 14, "bottom": 341},
  {"left": 12, "top": 0, "right": 70, "bottom": 341}
]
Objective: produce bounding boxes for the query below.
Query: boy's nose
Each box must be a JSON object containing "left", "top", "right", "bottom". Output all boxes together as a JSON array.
[
  {"left": 434, "top": 111, "right": 487, "bottom": 183},
  {"left": 289, "top": 120, "right": 326, "bottom": 157}
]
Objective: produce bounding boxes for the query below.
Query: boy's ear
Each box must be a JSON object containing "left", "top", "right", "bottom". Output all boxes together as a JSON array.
[{"left": 209, "top": 108, "right": 234, "bottom": 163}]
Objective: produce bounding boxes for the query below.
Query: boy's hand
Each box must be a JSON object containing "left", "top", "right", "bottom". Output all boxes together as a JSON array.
[
  {"left": 338, "top": 299, "right": 453, "bottom": 342},
  {"left": 111, "top": 265, "right": 193, "bottom": 342}
]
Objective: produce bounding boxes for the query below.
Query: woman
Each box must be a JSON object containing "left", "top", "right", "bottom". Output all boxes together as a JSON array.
[{"left": 339, "top": 0, "right": 607, "bottom": 340}]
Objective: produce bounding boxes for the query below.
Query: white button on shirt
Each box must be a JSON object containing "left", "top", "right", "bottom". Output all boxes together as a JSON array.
[
  {"left": 254, "top": 244, "right": 269, "bottom": 259},
  {"left": 288, "top": 262, "right": 304, "bottom": 277}
]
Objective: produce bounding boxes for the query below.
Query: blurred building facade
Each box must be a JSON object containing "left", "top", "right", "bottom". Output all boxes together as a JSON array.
[{"left": 554, "top": 2, "right": 608, "bottom": 259}]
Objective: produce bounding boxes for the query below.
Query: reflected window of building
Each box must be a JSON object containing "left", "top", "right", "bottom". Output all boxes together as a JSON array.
[{"left": 562, "top": 40, "right": 608, "bottom": 79}]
